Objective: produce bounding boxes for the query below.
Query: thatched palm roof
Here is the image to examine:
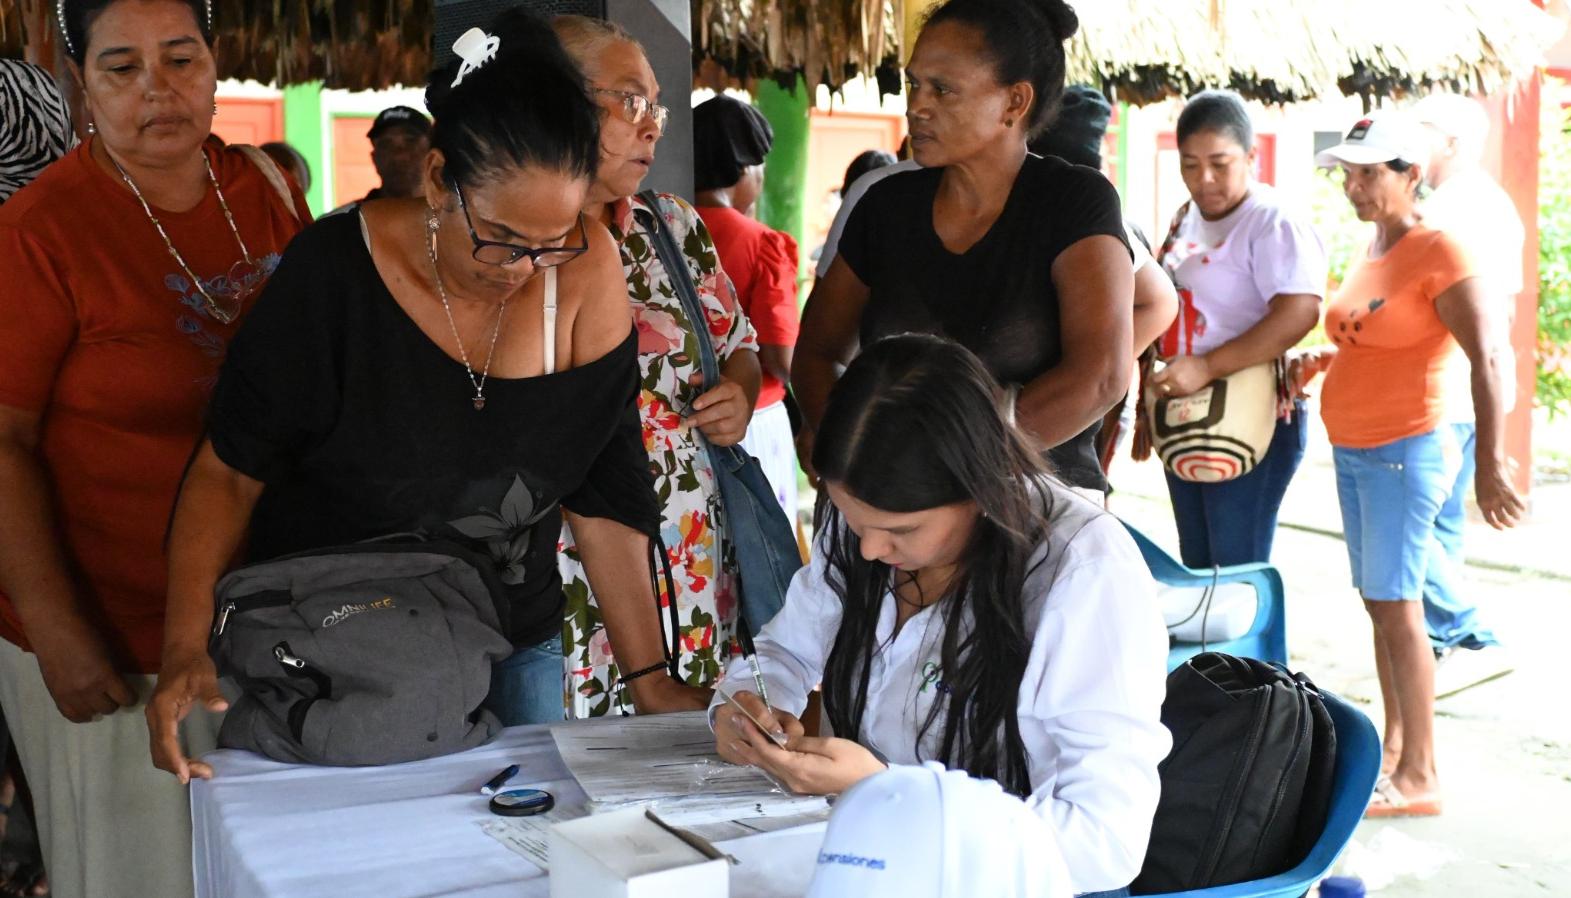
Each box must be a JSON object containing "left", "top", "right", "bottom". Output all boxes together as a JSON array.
[
  {"left": 1071, "top": 0, "right": 1565, "bottom": 106},
  {"left": 0, "top": 0, "right": 431, "bottom": 90},
  {"left": 2, "top": 0, "right": 1561, "bottom": 102}
]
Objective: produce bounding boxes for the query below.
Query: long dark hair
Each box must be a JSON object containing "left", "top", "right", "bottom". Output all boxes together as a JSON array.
[
  {"left": 811, "top": 334, "right": 1053, "bottom": 796},
  {"left": 424, "top": 8, "right": 599, "bottom": 189}
]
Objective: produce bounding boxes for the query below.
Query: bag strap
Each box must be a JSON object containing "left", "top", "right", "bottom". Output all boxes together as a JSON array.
[
  {"left": 635, "top": 190, "right": 720, "bottom": 389},
  {"left": 234, "top": 144, "right": 303, "bottom": 223},
  {"left": 1133, "top": 200, "right": 1195, "bottom": 463},
  {"left": 630, "top": 191, "right": 719, "bottom": 683},
  {"left": 1154, "top": 199, "right": 1191, "bottom": 269}
]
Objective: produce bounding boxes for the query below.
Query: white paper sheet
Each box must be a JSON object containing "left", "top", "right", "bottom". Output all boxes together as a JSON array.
[
  {"left": 550, "top": 711, "right": 772, "bottom": 798},
  {"left": 477, "top": 805, "right": 589, "bottom": 869},
  {"left": 548, "top": 711, "right": 829, "bottom": 824}
]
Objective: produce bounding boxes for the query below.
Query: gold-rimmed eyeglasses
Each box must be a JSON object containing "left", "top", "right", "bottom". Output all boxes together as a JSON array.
[{"left": 593, "top": 88, "right": 668, "bottom": 134}]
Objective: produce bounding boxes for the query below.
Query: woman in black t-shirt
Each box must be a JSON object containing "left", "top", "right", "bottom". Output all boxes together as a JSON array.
[
  {"left": 793, "top": 0, "right": 1134, "bottom": 496},
  {"left": 146, "top": 11, "right": 713, "bottom": 783}
]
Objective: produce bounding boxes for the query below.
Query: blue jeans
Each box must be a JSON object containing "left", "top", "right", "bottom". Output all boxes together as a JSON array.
[
  {"left": 1164, "top": 402, "right": 1309, "bottom": 568},
  {"left": 1333, "top": 429, "right": 1462, "bottom": 600},
  {"left": 485, "top": 635, "right": 565, "bottom": 726},
  {"left": 1422, "top": 423, "right": 1499, "bottom": 650}
]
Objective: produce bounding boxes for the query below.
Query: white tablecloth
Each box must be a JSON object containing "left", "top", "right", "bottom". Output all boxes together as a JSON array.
[{"left": 191, "top": 723, "right": 825, "bottom": 898}]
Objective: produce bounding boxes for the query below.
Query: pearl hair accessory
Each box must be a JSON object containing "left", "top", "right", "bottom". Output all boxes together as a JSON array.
[
  {"left": 450, "top": 27, "right": 501, "bottom": 88},
  {"left": 58, "top": 0, "right": 212, "bottom": 56}
]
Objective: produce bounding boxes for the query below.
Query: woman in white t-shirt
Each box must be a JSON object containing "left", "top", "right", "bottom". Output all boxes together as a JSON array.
[
  {"left": 711, "top": 334, "right": 1170, "bottom": 896},
  {"left": 1149, "top": 90, "right": 1328, "bottom": 568}
]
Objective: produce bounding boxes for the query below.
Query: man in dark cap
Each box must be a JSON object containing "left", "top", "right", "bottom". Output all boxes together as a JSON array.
[
  {"left": 325, "top": 105, "right": 431, "bottom": 216},
  {"left": 364, "top": 105, "right": 431, "bottom": 202}
]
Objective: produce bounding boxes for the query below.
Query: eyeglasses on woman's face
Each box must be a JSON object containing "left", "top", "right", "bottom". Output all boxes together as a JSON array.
[
  {"left": 449, "top": 179, "right": 589, "bottom": 267},
  {"left": 593, "top": 88, "right": 668, "bottom": 134}
]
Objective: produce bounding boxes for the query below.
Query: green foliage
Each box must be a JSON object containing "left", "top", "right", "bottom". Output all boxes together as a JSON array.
[
  {"left": 1308, "top": 165, "right": 1364, "bottom": 294},
  {"left": 1537, "top": 87, "right": 1571, "bottom": 418}
]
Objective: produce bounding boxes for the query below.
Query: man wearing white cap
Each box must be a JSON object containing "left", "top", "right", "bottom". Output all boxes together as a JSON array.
[
  {"left": 807, "top": 762, "right": 1075, "bottom": 898},
  {"left": 1412, "top": 92, "right": 1522, "bottom": 697}
]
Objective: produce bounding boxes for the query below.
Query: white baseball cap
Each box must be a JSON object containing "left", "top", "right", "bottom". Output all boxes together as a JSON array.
[
  {"left": 805, "top": 762, "right": 1074, "bottom": 898},
  {"left": 1315, "top": 112, "right": 1430, "bottom": 168},
  {"left": 1413, "top": 92, "right": 1491, "bottom": 141}
]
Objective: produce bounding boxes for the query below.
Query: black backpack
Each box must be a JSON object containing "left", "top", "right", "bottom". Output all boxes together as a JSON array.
[{"left": 1131, "top": 653, "right": 1336, "bottom": 894}]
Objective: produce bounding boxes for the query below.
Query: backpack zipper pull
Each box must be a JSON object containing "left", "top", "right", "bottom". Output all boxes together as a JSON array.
[
  {"left": 274, "top": 644, "right": 307, "bottom": 669},
  {"left": 213, "top": 601, "right": 235, "bottom": 638}
]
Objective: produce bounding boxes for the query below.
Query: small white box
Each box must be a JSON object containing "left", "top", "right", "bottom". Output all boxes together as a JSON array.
[{"left": 548, "top": 808, "right": 730, "bottom": 898}]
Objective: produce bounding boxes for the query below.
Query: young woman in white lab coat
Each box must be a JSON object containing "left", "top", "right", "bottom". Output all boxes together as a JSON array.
[{"left": 711, "top": 334, "right": 1171, "bottom": 895}]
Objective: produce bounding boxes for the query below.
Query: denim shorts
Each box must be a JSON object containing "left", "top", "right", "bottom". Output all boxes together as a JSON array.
[{"left": 1332, "top": 428, "right": 1463, "bottom": 601}]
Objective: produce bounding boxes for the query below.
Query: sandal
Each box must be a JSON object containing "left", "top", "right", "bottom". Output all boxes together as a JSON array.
[
  {"left": 0, "top": 859, "right": 47, "bottom": 898},
  {"left": 1364, "top": 776, "right": 1443, "bottom": 818}
]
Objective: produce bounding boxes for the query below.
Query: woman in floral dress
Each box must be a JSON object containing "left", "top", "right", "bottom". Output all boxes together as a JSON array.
[{"left": 556, "top": 16, "right": 761, "bottom": 717}]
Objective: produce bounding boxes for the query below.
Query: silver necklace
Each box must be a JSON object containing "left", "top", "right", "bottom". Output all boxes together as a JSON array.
[
  {"left": 109, "top": 150, "right": 258, "bottom": 325},
  {"left": 427, "top": 219, "right": 508, "bottom": 410}
]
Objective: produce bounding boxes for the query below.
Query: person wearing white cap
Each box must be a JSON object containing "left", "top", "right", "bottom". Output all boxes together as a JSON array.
[
  {"left": 1292, "top": 111, "right": 1524, "bottom": 818},
  {"left": 711, "top": 334, "right": 1170, "bottom": 896},
  {"left": 1410, "top": 92, "right": 1522, "bottom": 697},
  {"left": 806, "top": 762, "right": 1076, "bottom": 898}
]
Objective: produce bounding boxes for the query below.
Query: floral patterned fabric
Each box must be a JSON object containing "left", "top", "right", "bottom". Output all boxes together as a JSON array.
[{"left": 560, "top": 193, "right": 758, "bottom": 717}]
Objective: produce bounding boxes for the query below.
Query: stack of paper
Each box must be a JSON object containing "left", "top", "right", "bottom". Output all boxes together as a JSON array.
[{"left": 548, "top": 712, "right": 830, "bottom": 827}]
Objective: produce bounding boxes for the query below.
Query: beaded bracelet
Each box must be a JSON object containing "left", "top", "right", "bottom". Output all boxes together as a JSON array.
[{"left": 616, "top": 661, "right": 670, "bottom": 687}]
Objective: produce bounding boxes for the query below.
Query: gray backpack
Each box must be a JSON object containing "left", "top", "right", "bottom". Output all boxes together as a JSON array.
[{"left": 210, "top": 540, "right": 513, "bottom": 766}]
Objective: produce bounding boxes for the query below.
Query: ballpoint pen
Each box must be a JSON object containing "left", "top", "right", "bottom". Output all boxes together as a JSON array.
[
  {"left": 480, "top": 763, "right": 520, "bottom": 796},
  {"left": 733, "top": 620, "right": 788, "bottom": 747},
  {"left": 734, "top": 619, "right": 772, "bottom": 713}
]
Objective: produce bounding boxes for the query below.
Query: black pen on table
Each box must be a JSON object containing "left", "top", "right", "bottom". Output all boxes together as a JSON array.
[{"left": 480, "top": 764, "right": 520, "bottom": 796}]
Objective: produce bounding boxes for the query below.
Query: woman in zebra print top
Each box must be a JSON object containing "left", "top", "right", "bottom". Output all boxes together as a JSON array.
[{"left": 0, "top": 59, "right": 75, "bottom": 205}]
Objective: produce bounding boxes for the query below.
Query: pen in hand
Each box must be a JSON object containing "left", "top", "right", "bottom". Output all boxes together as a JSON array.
[{"left": 734, "top": 620, "right": 772, "bottom": 714}]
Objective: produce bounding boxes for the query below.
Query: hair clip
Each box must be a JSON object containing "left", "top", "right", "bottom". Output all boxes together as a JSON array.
[
  {"left": 451, "top": 27, "right": 501, "bottom": 89},
  {"left": 57, "top": 0, "right": 212, "bottom": 57},
  {"left": 57, "top": 0, "right": 72, "bottom": 56}
]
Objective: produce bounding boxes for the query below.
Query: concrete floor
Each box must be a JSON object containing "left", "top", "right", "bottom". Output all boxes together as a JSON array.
[{"left": 1111, "top": 417, "right": 1571, "bottom": 896}]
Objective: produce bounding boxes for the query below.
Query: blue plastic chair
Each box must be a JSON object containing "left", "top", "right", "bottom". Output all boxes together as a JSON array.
[
  {"left": 1140, "top": 689, "right": 1381, "bottom": 897},
  {"left": 1122, "top": 523, "right": 1288, "bottom": 670}
]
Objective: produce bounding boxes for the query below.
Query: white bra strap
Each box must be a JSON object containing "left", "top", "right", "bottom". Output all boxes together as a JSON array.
[{"left": 543, "top": 266, "right": 558, "bottom": 375}]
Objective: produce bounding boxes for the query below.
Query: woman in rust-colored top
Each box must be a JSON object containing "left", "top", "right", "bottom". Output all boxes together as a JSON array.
[{"left": 0, "top": 2, "right": 306, "bottom": 894}]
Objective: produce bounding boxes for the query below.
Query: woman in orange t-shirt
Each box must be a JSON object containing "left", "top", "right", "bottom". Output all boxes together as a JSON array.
[
  {"left": 1294, "top": 112, "right": 1523, "bottom": 820},
  {"left": 0, "top": 1, "right": 306, "bottom": 893}
]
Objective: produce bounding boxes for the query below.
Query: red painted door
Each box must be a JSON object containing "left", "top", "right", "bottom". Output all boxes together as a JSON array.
[
  {"left": 211, "top": 97, "right": 283, "bottom": 147},
  {"left": 332, "top": 115, "right": 378, "bottom": 208}
]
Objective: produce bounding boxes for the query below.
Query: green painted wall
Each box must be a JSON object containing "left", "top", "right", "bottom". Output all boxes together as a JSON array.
[
  {"left": 283, "top": 82, "right": 325, "bottom": 216},
  {"left": 1116, "top": 100, "right": 1131, "bottom": 197},
  {"left": 754, "top": 77, "right": 812, "bottom": 282}
]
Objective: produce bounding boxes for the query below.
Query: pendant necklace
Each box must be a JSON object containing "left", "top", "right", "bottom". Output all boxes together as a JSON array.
[{"left": 428, "top": 219, "right": 508, "bottom": 410}]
